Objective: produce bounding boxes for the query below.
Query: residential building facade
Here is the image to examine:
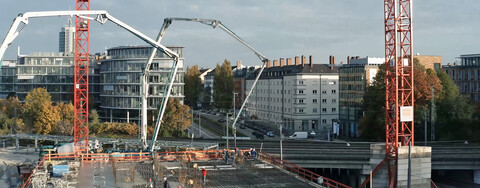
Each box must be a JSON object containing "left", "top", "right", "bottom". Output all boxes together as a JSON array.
[
  {"left": 339, "top": 57, "right": 384, "bottom": 138},
  {"left": 233, "top": 61, "right": 259, "bottom": 114},
  {"left": 99, "top": 45, "right": 185, "bottom": 122},
  {"left": 443, "top": 54, "right": 480, "bottom": 102},
  {"left": 0, "top": 60, "right": 17, "bottom": 98},
  {"left": 246, "top": 56, "right": 339, "bottom": 133},
  {"left": 0, "top": 52, "right": 100, "bottom": 104}
]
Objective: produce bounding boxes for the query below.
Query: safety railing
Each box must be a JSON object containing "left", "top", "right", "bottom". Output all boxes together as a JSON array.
[
  {"left": 359, "top": 158, "right": 386, "bottom": 188},
  {"left": 258, "top": 152, "right": 351, "bottom": 188},
  {"left": 430, "top": 179, "right": 438, "bottom": 188}
]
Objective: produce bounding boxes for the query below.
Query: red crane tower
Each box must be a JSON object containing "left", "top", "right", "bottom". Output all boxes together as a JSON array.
[
  {"left": 384, "top": 0, "right": 414, "bottom": 186},
  {"left": 74, "top": 0, "right": 90, "bottom": 156}
]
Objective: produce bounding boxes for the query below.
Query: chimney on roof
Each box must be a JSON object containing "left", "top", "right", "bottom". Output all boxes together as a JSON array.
[
  {"left": 273, "top": 60, "right": 278, "bottom": 67},
  {"left": 309, "top": 55, "right": 313, "bottom": 67},
  {"left": 301, "top": 55, "right": 306, "bottom": 67},
  {"left": 266, "top": 60, "right": 271, "bottom": 68},
  {"left": 330, "top": 56, "right": 335, "bottom": 70},
  {"left": 236, "top": 61, "right": 242, "bottom": 68},
  {"left": 295, "top": 56, "right": 300, "bottom": 66},
  {"left": 347, "top": 56, "right": 351, "bottom": 64},
  {"left": 279, "top": 58, "right": 285, "bottom": 67},
  {"left": 287, "top": 58, "right": 292, "bottom": 66},
  {"left": 329, "top": 55, "right": 335, "bottom": 65}
]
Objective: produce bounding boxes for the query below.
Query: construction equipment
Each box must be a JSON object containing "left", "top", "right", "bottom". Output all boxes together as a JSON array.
[
  {"left": 142, "top": 18, "right": 269, "bottom": 152},
  {"left": 0, "top": 10, "right": 179, "bottom": 156},
  {"left": 384, "top": 0, "right": 414, "bottom": 186},
  {"left": 74, "top": 0, "right": 90, "bottom": 157}
]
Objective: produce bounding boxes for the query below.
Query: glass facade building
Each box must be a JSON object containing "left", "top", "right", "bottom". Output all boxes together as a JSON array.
[
  {"left": 100, "top": 46, "right": 185, "bottom": 122},
  {"left": 0, "top": 52, "right": 100, "bottom": 104}
]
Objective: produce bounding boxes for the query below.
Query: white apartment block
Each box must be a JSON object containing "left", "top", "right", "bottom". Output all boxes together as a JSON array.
[{"left": 245, "top": 56, "right": 339, "bottom": 132}]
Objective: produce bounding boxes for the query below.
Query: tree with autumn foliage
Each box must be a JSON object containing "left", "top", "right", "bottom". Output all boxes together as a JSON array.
[
  {"left": 23, "top": 88, "right": 52, "bottom": 129},
  {"left": 360, "top": 58, "right": 443, "bottom": 141},
  {"left": 0, "top": 97, "right": 24, "bottom": 134},
  {"left": 184, "top": 65, "right": 202, "bottom": 108},
  {"left": 157, "top": 98, "right": 191, "bottom": 137},
  {"left": 34, "top": 102, "right": 60, "bottom": 135},
  {"left": 55, "top": 102, "right": 74, "bottom": 135}
]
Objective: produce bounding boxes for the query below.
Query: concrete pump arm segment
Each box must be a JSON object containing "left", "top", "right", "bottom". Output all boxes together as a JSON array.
[
  {"left": 0, "top": 10, "right": 179, "bottom": 69},
  {"left": 145, "top": 17, "right": 269, "bottom": 152}
]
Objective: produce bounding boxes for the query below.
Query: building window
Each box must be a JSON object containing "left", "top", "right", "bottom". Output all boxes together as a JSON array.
[
  {"left": 332, "top": 99, "right": 337, "bottom": 103},
  {"left": 313, "top": 108, "right": 317, "bottom": 113},
  {"left": 299, "top": 80, "right": 304, "bottom": 85},
  {"left": 322, "top": 108, "right": 327, "bottom": 112},
  {"left": 313, "top": 90, "right": 317, "bottom": 94},
  {"left": 313, "top": 99, "right": 318, "bottom": 103},
  {"left": 299, "top": 109, "right": 304, "bottom": 113},
  {"left": 322, "top": 119, "right": 327, "bottom": 123},
  {"left": 298, "top": 90, "right": 304, "bottom": 94},
  {"left": 332, "top": 90, "right": 336, "bottom": 94},
  {"left": 322, "top": 90, "right": 327, "bottom": 94},
  {"left": 322, "top": 99, "right": 327, "bottom": 103},
  {"left": 332, "top": 108, "right": 336, "bottom": 112},
  {"left": 299, "top": 99, "right": 304, "bottom": 103}
]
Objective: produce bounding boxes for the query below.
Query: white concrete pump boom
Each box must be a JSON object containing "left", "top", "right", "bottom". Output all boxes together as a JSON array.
[
  {"left": 0, "top": 10, "right": 179, "bottom": 69},
  {"left": 146, "top": 17, "right": 269, "bottom": 152}
]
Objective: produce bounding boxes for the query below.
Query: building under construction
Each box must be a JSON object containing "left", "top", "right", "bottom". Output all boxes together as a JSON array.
[{"left": 23, "top": 149, "right": 349, "bottom": 188}]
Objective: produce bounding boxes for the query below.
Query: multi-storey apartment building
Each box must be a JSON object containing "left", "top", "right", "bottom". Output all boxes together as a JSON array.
[
  {"left": 0, "top": 60, "right": 17, "bottom": 98},
  {"left": 246, "top": 56, "right": 339, "bottom": 132},
  {"left": 233, "top": 61, "right": 259, "bottom": 114},
  {"left": 443, "top": 54, "right": 480, "bottom": 102},
  {"left": 0, "top": 52, "right": 99, "bottom": 104},
  {"left": 99, "top": 45, "right": 185, "bottom": 122},
  {"left": 339, "top": 56, "right": 384, "bottom": 138}
]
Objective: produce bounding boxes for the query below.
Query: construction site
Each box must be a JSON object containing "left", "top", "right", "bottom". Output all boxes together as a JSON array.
[
  {"left": 18, "top": 149, "right": 346, "bottom": 188},
  {"left": 0, "top": 0, "right": 441, "bottom": 187}
]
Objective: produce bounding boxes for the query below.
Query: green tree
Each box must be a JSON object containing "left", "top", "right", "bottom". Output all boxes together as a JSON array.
[
  {"left": 184, "top": 65, "right": 202, "bottom": 108},
  {"left": 435, "top": 70, "right": 478, "bottom": 140},
  {"left": 157, "top": 98, "right": 191, "bottom": 137},
  {"left": 34, "top": 102, "right": 60, "bottom": 135},
  {"left": 213, "top": 59, "right": 234, "bottom": 110}
]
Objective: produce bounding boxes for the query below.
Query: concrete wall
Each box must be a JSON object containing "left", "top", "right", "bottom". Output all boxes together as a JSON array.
[{"left": 363, "top": 144, "right": 432, "bottom": 188}]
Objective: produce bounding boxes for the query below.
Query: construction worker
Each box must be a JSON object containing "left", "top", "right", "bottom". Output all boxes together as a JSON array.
[
  {"left": 251, "top": 148, "right": 257, "bottom": 161},
  {"left": 223, "top": 149, "right": 229, "bottom": 164},
  {"left": 147, "top": 178, "right": 153, "bottom": 188},
  {"left": 201, "top": 167, "right": 207, "bottom": 184}
]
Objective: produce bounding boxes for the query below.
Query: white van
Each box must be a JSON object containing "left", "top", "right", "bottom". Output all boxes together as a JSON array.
[{"left": 289, "top": 132, "right": 308, "bottom": 139}]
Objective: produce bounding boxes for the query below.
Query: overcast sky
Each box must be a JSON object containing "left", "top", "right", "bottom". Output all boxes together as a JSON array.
[{"left": 1, "top": 1, "right": 479, "bottom": 68}]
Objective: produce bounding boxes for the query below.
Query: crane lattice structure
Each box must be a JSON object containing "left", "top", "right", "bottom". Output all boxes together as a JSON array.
[
  {"left": 74, "top": 0, "right": 90, "bottom": 157},
  {"left": 384, "top": 0, "right": 414, "bottom": 186}
]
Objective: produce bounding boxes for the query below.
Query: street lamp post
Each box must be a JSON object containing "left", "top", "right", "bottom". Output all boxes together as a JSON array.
[
  {"left": 280, "top": 122, "right": 283, "bottom": 162},
  {"left": 233, "top": 92, "right": 238, "bottom": 149},
  {"left": 198, "top": 111, "right": 201, "bottom": 138}
]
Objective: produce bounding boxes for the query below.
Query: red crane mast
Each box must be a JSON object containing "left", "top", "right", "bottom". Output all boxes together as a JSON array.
[
  {"left": 74, "top": 0, "right": 90, "bottom": 156},
  {"left": 384, "top": 0, "right": 414, "bottom": 186}
]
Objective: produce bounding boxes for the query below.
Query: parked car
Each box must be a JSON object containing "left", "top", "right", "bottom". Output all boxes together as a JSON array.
[
  {"left": 289, "top": 132, "right": 308, "bottom": 139},
  {"left": 217, "top": 119, "right": 226, "bottom": 123},
  {"left": 266, "top": 131, "right": 274, "bottom": 137}
]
